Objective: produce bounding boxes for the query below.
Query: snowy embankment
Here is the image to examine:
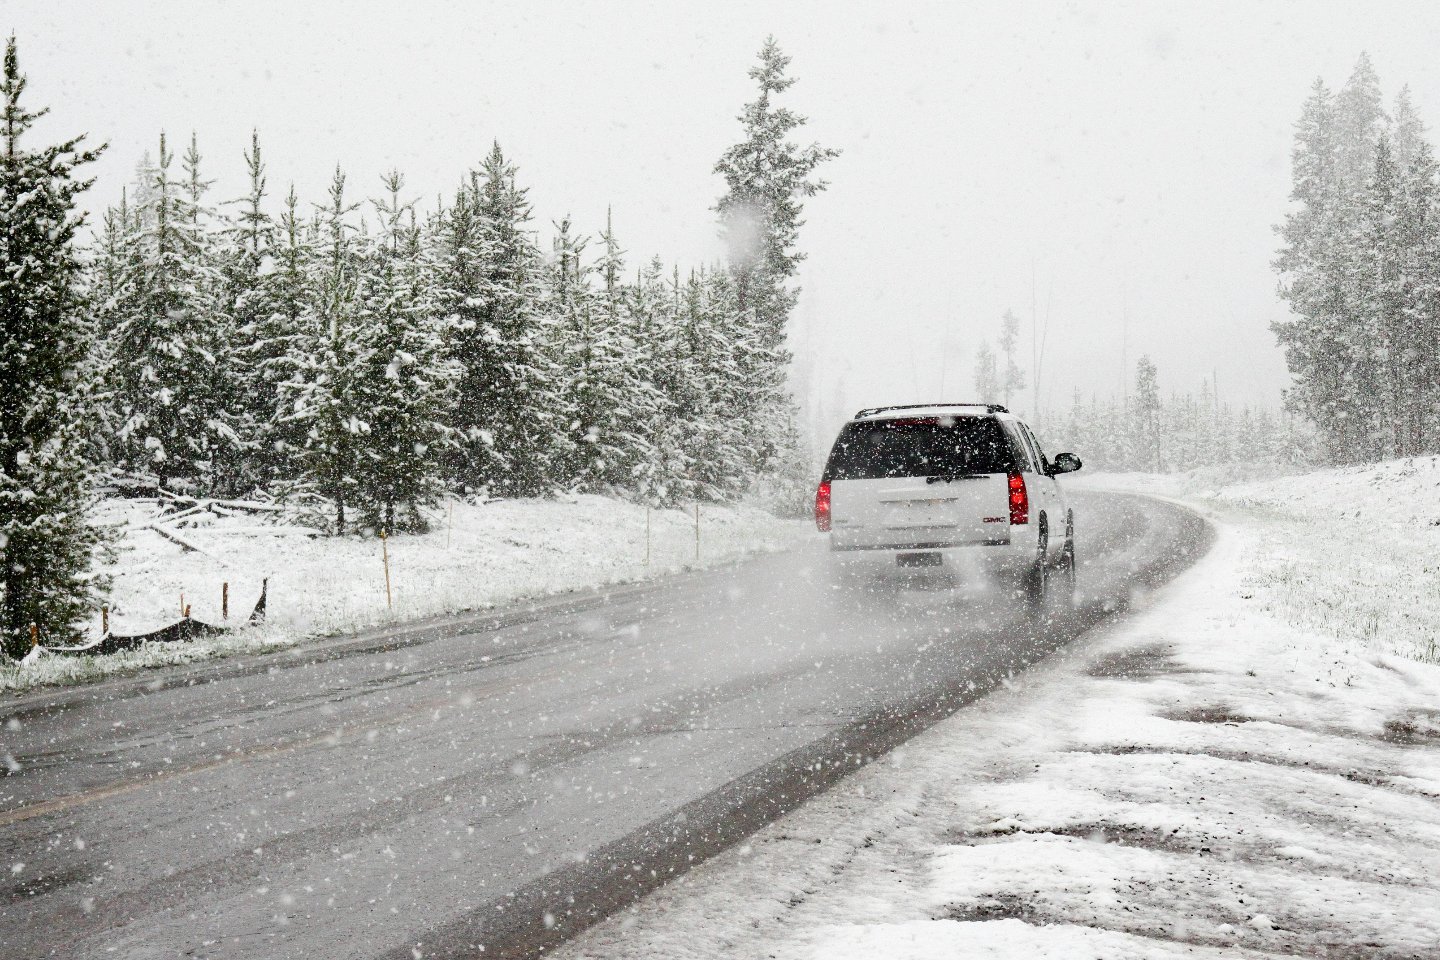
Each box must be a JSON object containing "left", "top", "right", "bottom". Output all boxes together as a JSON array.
[
  {"left": 1, "top": 495, "right": 807, "bottom": 693},
  {"left": 559, "top": 457, "right": 1440, "bottom": 959}
]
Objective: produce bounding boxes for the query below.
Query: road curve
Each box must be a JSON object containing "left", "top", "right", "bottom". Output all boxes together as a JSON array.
[{"left": 0, "top": 491, "right": 1210, "bottom": 959}]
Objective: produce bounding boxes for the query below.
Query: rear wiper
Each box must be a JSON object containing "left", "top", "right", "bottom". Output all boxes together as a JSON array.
[{"left": 925, "top": 473, "right": 987, "bottom": 484}]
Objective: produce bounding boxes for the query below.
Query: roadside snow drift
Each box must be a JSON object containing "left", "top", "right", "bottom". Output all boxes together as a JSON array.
[{"left": 2, "top": 496, "right": 806, "bottom": 691}]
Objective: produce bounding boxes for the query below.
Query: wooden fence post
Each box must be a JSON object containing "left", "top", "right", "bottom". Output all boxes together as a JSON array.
[
  {"left": 694, "top": 502, "right": 700, "bottom": 562},
  {"left": 29, "top": 622, "right": 38, "bottom": 650},
  {"left": 102, "top": 606, "right": 109, "bottom": 635},
  {"left": 222, "top": 582, "right": 229, "bottom": 620}
]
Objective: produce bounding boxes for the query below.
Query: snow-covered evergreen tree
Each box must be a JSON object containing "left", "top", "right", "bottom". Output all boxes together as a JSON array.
[
  {"left": 1400, "top": 138, "right": 1440, "bottom": 451},
  {"left": 260, "top": 184, "right": 318, "bottom": 480},
  {"left": 713, "top": 38, "right": 837, "bottom": 483},
  {"left": 450, "top": 143, "right": 557, "bottom": 497},
  {"left": 346, "top": 172, "right": 455, "bottom": 532},
  {"left": 0, "top": 37, "right": 109, "bottom": 656},
  {"left": 973, "top": 340, "right": 1000, "bottom": 402},
  {"left": 1274, "top": 53, "right": 1440, "bottom": 462},
  {"left": 590, "top": 213, "right": 665, "bottom": 494},
  {"left": 714, "top": 38, "right": 837, "bottom": 346},
  {"left": 675, "top": 266, "right": 753, "bottom": 501},
  {"left": 997, "top": 309, "right": 1027, "bottom": 409},
  {"left": 286, "top": 166, "right": 363, "bottom": 533},
  {"left": 219, "top": 131, "right": 285, "bottom": 489},
  {"left": 433, "top": 173, "right": 496, "bottom": 493},
  {"left": 1131, "top": 356, "right": 1162, "bottom": 472},
  {"left": 1357, "top": 134, "right": 1406, "bottom": 457},
  {"left": 104, "top": 132, "right": 238, "bottom": 494},
  {"left": 546, "top": 213, "right": 660, "bottom": 494}
]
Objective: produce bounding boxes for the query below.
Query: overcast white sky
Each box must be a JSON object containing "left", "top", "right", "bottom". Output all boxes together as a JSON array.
[{"left": 9, "top": 0, "right": 1440, "bottom": 437}]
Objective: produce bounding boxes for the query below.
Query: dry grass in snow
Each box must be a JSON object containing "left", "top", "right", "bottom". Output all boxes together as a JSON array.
[{"left": 1, "top": 495, "right": 806, "bottom": 693}]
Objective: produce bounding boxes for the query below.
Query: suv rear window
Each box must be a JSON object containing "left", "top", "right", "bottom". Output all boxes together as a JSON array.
[{"left": 824, "top": 417, "right": 1018, "bottom": 480}]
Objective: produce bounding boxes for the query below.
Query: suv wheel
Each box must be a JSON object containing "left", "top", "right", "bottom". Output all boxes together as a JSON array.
[
  {"left": 1054, "top": 538, "right": 1077, "bottom": 610},
  {"left": 1023, "top": 518, "right": 1050, "bottom": 608}
]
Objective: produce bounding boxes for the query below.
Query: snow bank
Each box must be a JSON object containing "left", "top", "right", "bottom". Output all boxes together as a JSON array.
[
  {"left": 1, "top": 495, "right": 807, "bottom": 692},
  {"left": 557, "top": 460, "right": 1440, "bottom": 958},
  {"left": 1082, "top": 456, "right": 1440, "bottom": 663}
]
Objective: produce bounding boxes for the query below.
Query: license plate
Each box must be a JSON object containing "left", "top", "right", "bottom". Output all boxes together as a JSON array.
[{"left": 897, "top": 552, "right": 942, "bottom": 567}]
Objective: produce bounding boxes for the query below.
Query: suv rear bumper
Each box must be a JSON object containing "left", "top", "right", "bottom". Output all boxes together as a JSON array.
[
  {"left": 830, "top": 537, "right": 1012, "bottom": 550},
  {"left": 828, "top": 527, "right": 1039, "bottom": 578}
]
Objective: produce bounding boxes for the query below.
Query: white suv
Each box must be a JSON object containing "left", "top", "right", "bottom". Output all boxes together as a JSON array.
[{"left": 815, "top": 404, "right": 1082, "bottom": 604}]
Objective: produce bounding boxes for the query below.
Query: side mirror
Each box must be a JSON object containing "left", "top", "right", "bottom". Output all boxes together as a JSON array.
[{"left": 1050, "top": 452, "right": 1082, "bottom": 475}]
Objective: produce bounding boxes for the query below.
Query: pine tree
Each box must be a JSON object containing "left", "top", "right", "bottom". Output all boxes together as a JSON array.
[
  {"left": 106, "top": 132, "right": 236, "bottom": 493},
  {"left": 1273, "top": 61, "right": 1384, "bottom": 463},
  {"left": 221, "top": 131, "right": 284, "bottom": 487},
  {"left": 1274, "top": 55, "right": 1440, "bottom": 462},
  {"left": 89, "top": 188, "right": 140, "bottom": 469},
  {"left": 714, "top": 38, "right": 838, "bottom": 344},
  {"left": 973, "top": 340, "right": 999, "bottom": 401},
  {"left": 434, "top": 174, "right": 496, "bottom": 493},
  {"left": 677, "top": 266, "right": 752, "bottom": 501},
  {"left": 1401, "top": 139, "right": 1440, "bottom": 452},
  {"left": 713, "top": 38, "right": 837, "bottom": 481},
  {"left": 1357, "top": 133, "right": 1405, "bottom": 458},
  {"left": 628, "top": 257, "right": 691, "bottom": 503},
  {"left": 544, "top": 215, "right": 589, "bottom": 485},
  {"left": 1131, "top": 356, "right": 1162, "bottom": 472},
  {"left": 547, "top": 213, "right": 658, "bottom": 494},
  {"left": 1273, "top": 78, "right": 1346, "bottom": 458},
  {"left": 287, "top": 166, "right": 362, "bottom": 533},
  {"left": 590, "top": 213, "right": 664, "bottom": 494},
  {"left": 0, "top": 37, "right": 109, "bottom": 657},
  {"left": 997, "top": 309, "right": 1027, "bottom": 408},
  {"left": 260, "top": 184, "right": 317, "bottom": 481},
  {"left": 451, "top": 143, "right": 557, "bottom": 497},
  {"left": 347, "top": 172, "right": 455, "bottom": 532}
]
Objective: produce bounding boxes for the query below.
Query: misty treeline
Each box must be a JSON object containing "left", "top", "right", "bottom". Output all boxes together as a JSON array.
[
  {"left": 0, "top": 37, "right": 834, "bottom": 655},
  {"left": 962, "top": 309, "right": 1310, "bottom": 474},
  {"left": 1043, "top": 356, "right": 1311, "bottom": 474},
  {"left": 1274, "top": 53, "right": 1440, "bottom": 462}
]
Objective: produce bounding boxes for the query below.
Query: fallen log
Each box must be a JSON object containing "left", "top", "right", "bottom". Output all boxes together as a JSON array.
[{"left": 43, "top": 579, "right": 268, "bottom": 657}]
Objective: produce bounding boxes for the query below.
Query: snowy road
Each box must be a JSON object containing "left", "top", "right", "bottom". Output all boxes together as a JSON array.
[{"left": 0, "top": 491, "right": 1208, "bottom": 960}]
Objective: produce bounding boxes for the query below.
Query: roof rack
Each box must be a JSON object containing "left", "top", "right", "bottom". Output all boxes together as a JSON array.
[{"left": 853, "top": 403, "right": 1008, "bottom": 419}]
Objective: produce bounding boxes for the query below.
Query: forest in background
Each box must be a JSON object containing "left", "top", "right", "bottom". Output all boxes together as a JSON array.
[
  {"left": 1043, "top": 355, "right": 1312, "bottom": 474},
  {"left": 960, "top": 310, "right": 1313, "bottom": 474}
]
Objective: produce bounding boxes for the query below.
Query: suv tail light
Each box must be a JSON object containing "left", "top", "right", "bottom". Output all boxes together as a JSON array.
[
  {"left": 1007, "top": 472, "right": 1029, "bottom": 525},
  {"left": 815, "top": 480, "right": 832, "bottom": 532}
]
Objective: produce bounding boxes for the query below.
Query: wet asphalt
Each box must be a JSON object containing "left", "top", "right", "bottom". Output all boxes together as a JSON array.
[{"left": 0, "top": 491, "right": 1210, "bottom": 959}]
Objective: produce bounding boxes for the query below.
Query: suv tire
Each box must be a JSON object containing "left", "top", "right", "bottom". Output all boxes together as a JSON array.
[{"left": 1023, "top": 517, "right": 1050, "bottom": 608}]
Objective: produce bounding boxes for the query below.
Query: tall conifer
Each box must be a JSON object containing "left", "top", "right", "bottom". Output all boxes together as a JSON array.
[{"left": 0, "top": 37, "right": 108, "bottom": 656}]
